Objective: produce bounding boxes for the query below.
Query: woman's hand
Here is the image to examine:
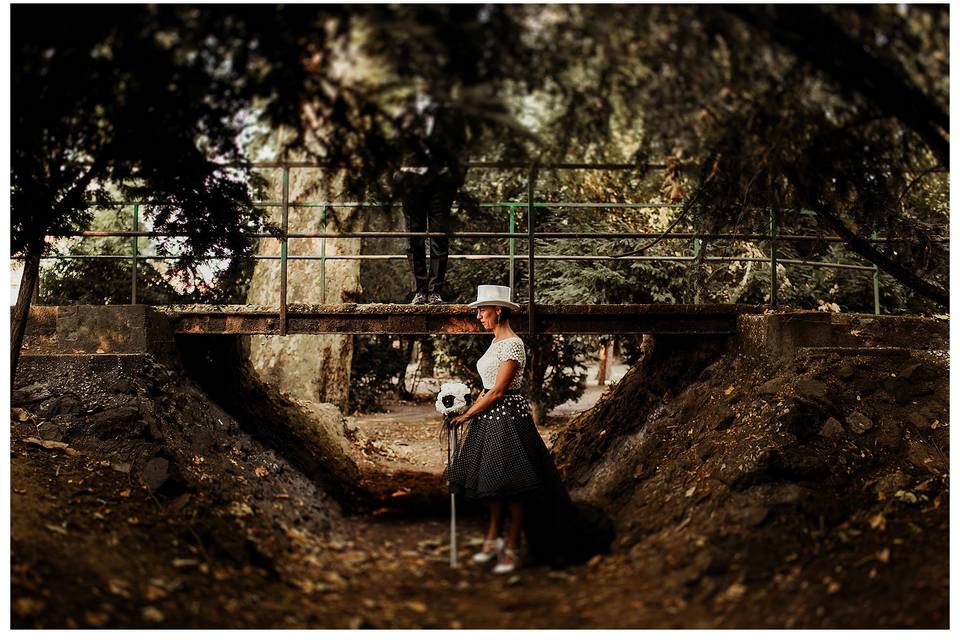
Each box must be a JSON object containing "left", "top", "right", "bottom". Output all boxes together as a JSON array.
[
  {"left": 449, "top": 389, "right": 485, "bottom": 427},
  {"left": 449, "top": 413, "right": 471, "bottom": 427}
]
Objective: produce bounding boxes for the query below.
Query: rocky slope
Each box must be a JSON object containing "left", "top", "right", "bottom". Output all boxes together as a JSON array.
[
  {"left": 553, "top": 319, "right": 949, "bottom": 627},
  {"left": 11, "top": 353, "right": 349, "bottom": 627}
]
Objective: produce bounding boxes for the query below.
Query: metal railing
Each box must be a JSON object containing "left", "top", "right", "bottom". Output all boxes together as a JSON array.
[{"left": 29, "top": 162, "right": 939, "bottom": 334}]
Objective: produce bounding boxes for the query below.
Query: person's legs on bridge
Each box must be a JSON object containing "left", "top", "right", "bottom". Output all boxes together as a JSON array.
[
  {"left": 426, "top": 184, "right": 455, "bottom": 303},
  {"left": 403, "top": 188, "right": 431, "bottom": 304}
]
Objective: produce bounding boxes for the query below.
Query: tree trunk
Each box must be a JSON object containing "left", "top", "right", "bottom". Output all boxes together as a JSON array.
[
  {"left": 244, "top": 163, "right": 360, "bottom": 411},
  {"left": 395, "top": 337, "right": 415, "bottom": 400},
  {"left": 11, "top": 252, "right": 40, "bottom": 385},
  {"left": 419, "top": 336, "right": 436, "bottom": 378},
  {"left": 527, "top": 338, "right": 547, "bottom": 427},
  {"left": 597, "top": 341, "right": 608, "bottom": 385}
]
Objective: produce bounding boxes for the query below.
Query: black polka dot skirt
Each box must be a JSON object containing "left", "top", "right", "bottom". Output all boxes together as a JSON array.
[
  {"left": 447, "top": 392, "right": 544, "bottom": 501},
  {"left": 445, "top": 392, "right": 617, "bottom": 567}
]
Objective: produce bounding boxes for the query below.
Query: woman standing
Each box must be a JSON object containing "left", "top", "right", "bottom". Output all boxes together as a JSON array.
[{"left": 448, "top": 285, "right": 613, "bottom": 574}]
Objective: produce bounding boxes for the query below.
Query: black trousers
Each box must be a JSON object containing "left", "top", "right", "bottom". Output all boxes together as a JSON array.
[{"left": 402, "top": 183, "right": 455, "bottom": 294}]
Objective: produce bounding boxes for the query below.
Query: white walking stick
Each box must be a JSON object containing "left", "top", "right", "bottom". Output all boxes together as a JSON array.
[
  {"left": 448, "top": 418, "right": 458, "bottom": 568},
  {"left": 436, "top": 384, "right": 470, "bottom": 569}
]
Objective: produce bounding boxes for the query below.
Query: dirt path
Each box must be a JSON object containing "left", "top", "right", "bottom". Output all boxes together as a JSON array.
[
  {"left": 293, "top": 512, "right": 692, "bottom": 629},
  {"left": 348, "top": 402, "right": 446, "bottom": 473},
  {"left": 9, "top": 365, "right": 696, "bottom": 630},
  {"left": 7, "top": 421, "right": 697, "bottom": 629}
]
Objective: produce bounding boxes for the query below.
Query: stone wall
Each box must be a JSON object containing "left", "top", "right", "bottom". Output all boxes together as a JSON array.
[
  {"left": 16, "top": 305, "right": 178, "bottom": 366},
  {"left": 735, "top": 312, "right": 949, "bottom": 363}
]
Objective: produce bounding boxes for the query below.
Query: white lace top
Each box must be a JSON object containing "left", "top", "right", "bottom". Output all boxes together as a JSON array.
[{"left": 477, "top": 336, "right": 526, "bottom": 390}]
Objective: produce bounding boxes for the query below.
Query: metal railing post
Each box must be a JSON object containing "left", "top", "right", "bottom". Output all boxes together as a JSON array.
[
  {"left": 692, "top": 236, "right": 701, "bottom": 304},
  {"left": 527, "top": 164, "right": 539, "bottom": 338},
  {"left": 321, "top": 205, "right": 328, "bottom": 304},
  {"left": 769, "top": 208, "right": 779, "bottom": 308},
  {"left": 871, "top": 227, "right": 880, "bottom": 315},
  {"left": 692, "top": 202, "right": 703, "bottom": 304},
  {"left": 131, "top": 203, "right": 139, "bottom": 304},
  {"left": 508, "top": 204, "right": 516, "bottom": 293},
  {"left": 280, "top": 165, "right": 290, "bottom": 334}
]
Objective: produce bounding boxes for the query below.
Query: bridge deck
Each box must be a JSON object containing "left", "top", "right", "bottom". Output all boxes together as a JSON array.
[{"left": 169, "top": 303, "right": 763, "bottom": 335}]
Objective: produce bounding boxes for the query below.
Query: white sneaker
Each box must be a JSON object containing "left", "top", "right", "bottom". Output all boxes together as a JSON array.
[
  {"left": 472, "top": 538, "right": 503, "bottom": 564},
  {"left": 492, "top": 547, "right": 520, "bottom": 574}
]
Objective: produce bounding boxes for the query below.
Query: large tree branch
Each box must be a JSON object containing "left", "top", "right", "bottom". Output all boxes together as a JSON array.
[
  {"left": 814, "top": 209, "right": 948, "bottom": 308},
  {"left": 729, "top": 6, "right": 949, "bottom": 169},
  {"left": 13, "top": 156, "right": 109, "bottom": 385}
]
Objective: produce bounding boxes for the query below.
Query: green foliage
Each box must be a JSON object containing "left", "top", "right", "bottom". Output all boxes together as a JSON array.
[
  {"left": 534, "top": 237, "right": 690, "bottom": 305},
  {"left": 40, "top": 258, "right": 182, "bottom": 306},
  {"left": 12, "top": 5, "right": 271, "bottom": 266},
  {"left": 14, "top": 5, "right": 949, "bottom": 407},
  {"left": 15, "top": 4, "right": 947, "bottom": 310},
  {"left": 37, "top": 210, "right": 256, "bottom": 305},
  {"left": 348, "top": 336, "right": 409, "bottom": 413},
  {"left": 39, "top": 254, "right": 255, "bottom": 306},
  {"left": 524, "top": 334, "right": 590, "bottom": 424}
]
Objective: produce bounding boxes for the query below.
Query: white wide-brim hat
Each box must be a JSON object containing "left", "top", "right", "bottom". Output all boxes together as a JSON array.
[{"left": 467, "top": 284, "right": 520, "bottom": 310}]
